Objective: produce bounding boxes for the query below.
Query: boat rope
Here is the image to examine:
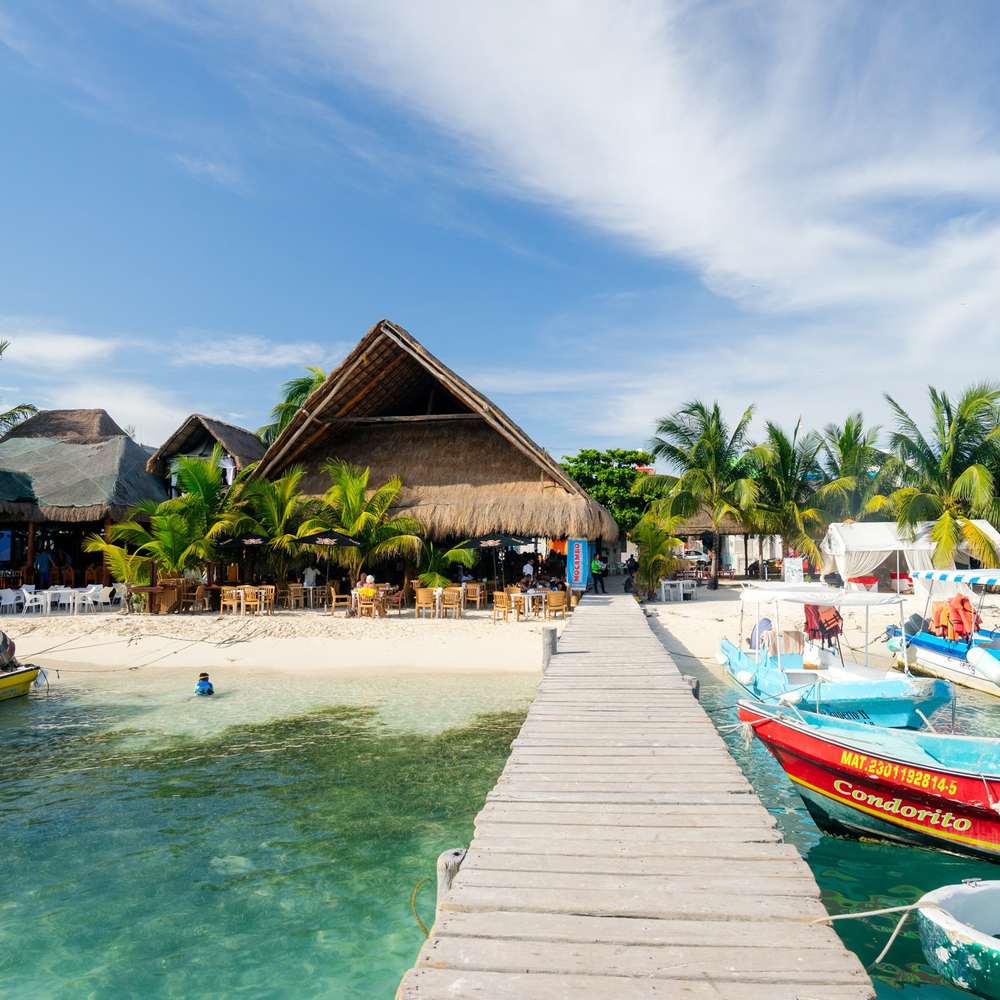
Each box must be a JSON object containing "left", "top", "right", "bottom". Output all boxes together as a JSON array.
[
  {"left": 410, "top": 878, "right": 430, "bottom": 937},
  {"left": 811, "top": 900, "right": 949, "bottom": 970}
]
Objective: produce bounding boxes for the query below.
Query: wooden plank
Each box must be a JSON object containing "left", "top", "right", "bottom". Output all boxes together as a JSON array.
[
  {"left": 462, "top": 853, "right": 807, "bottom": 879},
  {"left": 417, "top": 936, "right": 867, "bottom": 983},
  {"left": 466, "top": 836, "right": 803, "bottom": 861},
  {"left": 471, "top": 823, "right": 785, "bottom": 843},
  {"left": 399, "top": 969, "right": 874, "bottom": 1000},
  {"left": 441, "top": 886, "right": 830, "bottom": 920},
  {"left": 431, "top": 909, "right": 852, "bottom": 949}
]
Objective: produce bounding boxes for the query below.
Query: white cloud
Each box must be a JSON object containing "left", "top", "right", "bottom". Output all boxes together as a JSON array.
[
  {"left": 172, "top": 154, "right": 246, "bottom": 191},
  {"left": 170, "top": 331, "right": 344, "bottom": 370},
  {"left": 1, "top": 320, "right": 120, "bottom": 371}
]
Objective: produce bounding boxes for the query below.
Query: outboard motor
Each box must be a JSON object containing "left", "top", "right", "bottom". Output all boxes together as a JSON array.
[
  {"left": 0, "top": 631, "right": 17, "bottom": 670},
  {"left": 903, "top": 613, "right": 929, "bottom": 637}
]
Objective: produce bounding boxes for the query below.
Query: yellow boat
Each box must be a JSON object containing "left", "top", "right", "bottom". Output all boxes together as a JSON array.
[{"left": 0, "top": 664, "right": 40, "bottom": 702}]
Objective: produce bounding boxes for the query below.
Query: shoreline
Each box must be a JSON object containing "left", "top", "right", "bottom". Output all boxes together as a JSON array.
[{"left": 12, "top": 607, "right": 557, "bottom": 675}]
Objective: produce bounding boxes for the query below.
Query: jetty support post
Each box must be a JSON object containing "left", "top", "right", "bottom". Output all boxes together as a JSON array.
[
  {"left": 541, "top": 625, "right": 558, "bottom": 672},
  {"left": 436, "top": 848, "right": 466, "bottom": 909},
  {"left": 681, "top": 674, "right": 700, "bottom": 700}
]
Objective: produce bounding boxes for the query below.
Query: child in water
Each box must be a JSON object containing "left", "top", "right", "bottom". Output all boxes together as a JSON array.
[{"left": 194, "top": 672, "right": 214, "bottom": 696}]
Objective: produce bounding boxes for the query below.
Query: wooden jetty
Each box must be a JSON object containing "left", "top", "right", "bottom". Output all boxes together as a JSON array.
[{"left": 397, "top": 593, "right": 874, "bottom": 999}]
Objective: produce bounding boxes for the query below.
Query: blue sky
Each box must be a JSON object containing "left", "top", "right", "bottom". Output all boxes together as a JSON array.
[{"left": 4, "top": 2, "right": 1000, "bottom": 461}]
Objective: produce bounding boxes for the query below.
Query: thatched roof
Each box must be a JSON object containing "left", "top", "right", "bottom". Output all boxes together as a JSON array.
[
  {"left": 0, "top": 409, "right": 168, "bottom": 523},
  {"left": 146, "top": 414, "right": 266, "bottom": 477},
  {"left": 673, "top": 511, "right": 749, "bottom": 536},
  {"left": 256, "top": 319, "right": 618, "bottom": 541}
]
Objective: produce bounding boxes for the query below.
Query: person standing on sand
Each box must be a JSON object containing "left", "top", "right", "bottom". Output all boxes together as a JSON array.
[{"left": 303, "top": 563, "right": 319, "bottom": 588}]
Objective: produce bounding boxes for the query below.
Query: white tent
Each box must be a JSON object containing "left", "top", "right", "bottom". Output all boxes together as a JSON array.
[{"left": 820, "top": 520, "right": 1000, "bottom": 595}]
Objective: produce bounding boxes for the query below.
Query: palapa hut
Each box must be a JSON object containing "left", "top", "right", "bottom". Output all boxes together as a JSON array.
[
  {"left": 147, "top": 414, "right": 266, "bottom": 495},
  {"left": 254, "top": 319, "right": 617, "bottom": 543},
  {"left": 0, "top": 409, "right": 168, "bottom": 583}
]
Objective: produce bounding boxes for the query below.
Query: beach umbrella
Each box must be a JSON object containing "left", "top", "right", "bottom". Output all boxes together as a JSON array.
[
  {"left": 289, "top": 531, "right": 361, "bottom": 548},
  {"left": 289, "top": 531, "right": 362, "bottom": 586},
  {"left": 218, "top": 534, "right": 268, "bottom": 582}
]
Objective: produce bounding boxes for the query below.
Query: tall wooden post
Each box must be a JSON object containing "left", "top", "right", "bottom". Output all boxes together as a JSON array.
[
  {"left": 25, "top": 521, "right": 35, "bottom": 585},
  {"left": 102, "top": 514, "right": 112, "bottom": 585}
]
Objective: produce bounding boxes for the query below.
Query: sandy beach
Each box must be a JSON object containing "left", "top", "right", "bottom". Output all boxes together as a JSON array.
[{"left": 11, "top": 606, "right": 561, "bottom": 677}]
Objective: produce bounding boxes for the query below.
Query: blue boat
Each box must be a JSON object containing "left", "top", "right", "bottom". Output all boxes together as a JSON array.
[
  {"left": 887, "top": 569, "right": 1000, "bottom": 697},
  {"left": 720, "top": 585, "right": 954, "bottom": 729}
]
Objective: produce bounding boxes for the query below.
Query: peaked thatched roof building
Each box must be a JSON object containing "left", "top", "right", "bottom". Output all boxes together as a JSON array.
[
  {"left": 147, "top": 414, "right": 266, "bottom": 481},
  {"left": 255, "top": 320, "right": 618, "bottom": 541},
  {"left": 0, "top": 409, "right": 168, "bottom": 522}
]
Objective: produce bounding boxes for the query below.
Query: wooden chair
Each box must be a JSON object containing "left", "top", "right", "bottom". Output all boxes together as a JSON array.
[
  {"left": 287, "top": 584, "right": 305, "bottom": 610},
  {"left": 259, "top": 585, "right": 276, "bottom": 615},
  {"left": 220, "top": 587, "right": 241, "bottom": 615},
  {"left": 464, "top": 583, "right": 484, "bottom": 609},
  {"left": 357, "top": 591, "right": 378, "bottom": 619},
  {"left": 531, "top": 592, "right": 548, "bottom": 618},
  {"left": 440, "top": 588, "right": 462, "bottom": 619},
  {"left": 276, "top": 583, "right": 290, "bottom": 608},
  {"left": 508, "top": 593, "right": 526, "bottom": 622},
  {"left": 327, "top": 582, "right": 353, "bottom": 615},
  {"left": 241, "top": 586, "right": 262, "bottom": 616},
  {"left": 191, "top": 585, "right": 212, "bottom": 612},
  {"left": 385, "top": 588, "right": 405, "bottom": 616},
  {"left": 545, "top": 591, "right": 568, "bottom": 621},
  {"left": 415, "top": 588, "right": 437, "bottom": 619},
  {"left": 492, "top": 591, "right": 510, "bottom": 622}
]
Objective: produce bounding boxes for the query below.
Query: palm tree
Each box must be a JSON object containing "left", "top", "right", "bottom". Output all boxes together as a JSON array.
[
  {"left": 303, "top": 461, "right": 423, "bottom": 581},
  {"left": 819, "top": 413, "right": 890, "bottom": 521},
  {"left": 163, "top": 443, "right": 253, "bottom": 549},
  {"left": 417, "top": 541, "right": 475, "bottom": 588},
  {"left": 630, "top": 516, "right": 685, "bottom": 599},
  {"left": 754, "top": 421, "right": 849, "bottom": 566},
  {"left": 227, "top": 466, "right": 318, "bottom": 579},
  {"left": 870, "top": 384, "right": 1000, "bottom": 567},
  {"left": 80, "top": 535, "right": 150, "bottom": 612},
  {"left": 639, "top": 400, "right": 766, "bottom": 589},
  {"left": 257, "top": 365, "right": 327, "bottom": 446},
  {"left": 0, "top": 339, "right": 36, "bottom": 432}
]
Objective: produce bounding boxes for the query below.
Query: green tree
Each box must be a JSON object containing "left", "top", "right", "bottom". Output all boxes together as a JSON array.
[
  {"left": 303, "top": 461, "right": 423, "bottom": 581},
  {"left": 0, "top": 340, "right": 36, "bottom": 432},
  {"left": 870, "top": 384, "right": 1000, "bottom": 567},
  {"left": 100, "top": 504, "right": 213, "bottom": 575},
  {"left": 559, "top": 449, "right": 654, "bottom": 534},
  {"left": 754, "top": 421, "right": 849, "bottom": 566},
  {"left": 818, "top": 413, "right": 890, "bottom": 521},
  {"left": 227, "top": 466, "right": 318, "bottom": 579},
  {"left": 639, "top": 400, "right": 766, "bottom": 590},
  {"left": 257, "top": 365, "right": 327, "bottom": 446},
  {"left": 417, "top": 541, "right": 475, "bottom": 588},
  {"left": 80, "top": 537, "right": 150, "bottom": 612},
  {"left": 630, "top": 515, "right": 685, "bottom": 599}
]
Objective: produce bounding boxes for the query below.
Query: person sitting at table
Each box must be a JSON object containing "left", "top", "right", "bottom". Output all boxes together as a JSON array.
[
  {"left": 303, "top": 563, "right": 319, "bottom": 589},
  {"left": 549, "top": 578, "right": 567, "bottom": 592},
  {"left": 456, "top": 567, "right": 474, "bottom": 583},
  {"left": 517, "top": 575, "right": 532, "bottom": 592}
]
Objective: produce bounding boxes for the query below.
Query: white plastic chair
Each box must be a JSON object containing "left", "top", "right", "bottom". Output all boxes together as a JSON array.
[
  {"left": 73, "top": 590, "right": 97, "bottom": 614},
  {"left": 21, "top": 590, "right": 48, "bottom": 615},
  {"left": 94, "top": 586, "right": 114, "bottom": 611},
  {"left": 0, "top": 589, "right": 21, "bottom": 613}
]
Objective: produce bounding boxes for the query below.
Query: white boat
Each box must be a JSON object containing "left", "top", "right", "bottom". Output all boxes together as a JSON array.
[
  {"left": 916, "top": 879, "right": 1000, "bottom": 998},
  {"left": 718, "top": 584, "right": 954, "bottom": 728},
  {"left": 887, "top": 569, "right": 1000, "bottom": 696}
]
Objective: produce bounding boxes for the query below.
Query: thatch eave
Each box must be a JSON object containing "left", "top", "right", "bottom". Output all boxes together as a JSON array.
[{"left": 147, "top": 414, "right": 265, "bottom": 477}]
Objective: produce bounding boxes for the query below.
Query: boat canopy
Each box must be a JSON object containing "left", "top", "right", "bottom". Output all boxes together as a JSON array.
[
  {"left": 911, "top": 569, "right": 1000, "bottom": 586},
  {"left": 739, "top": 587, "right": 903, "bottom": 608},
  {"left": 740, "top": 581, "right": 831, "bottom": 592}
]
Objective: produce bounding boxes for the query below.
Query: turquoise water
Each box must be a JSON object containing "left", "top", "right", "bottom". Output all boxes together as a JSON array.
[
  {"left": 686, "top": 651, "right": 1000, "bottom": 997},
  {"left": 0, "top": 671, "right": 536, "bottom": 998}
]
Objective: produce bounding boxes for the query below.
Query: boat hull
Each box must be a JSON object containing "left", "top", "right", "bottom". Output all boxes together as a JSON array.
[
  {"left": 916, "top": 881, "right": 1000, "bottom": 1000},
  {"left": 738, "top": 703, "right": 1000, "bottom": 860},
  {"left": 888, "top": 626, "right": 1000, "bottom": 696},
  {"left": 0, "top": 666, "right": 39, "bottom": 702},
  {"left": 720, "top": 639, "right": 953, "bottom": 728}
]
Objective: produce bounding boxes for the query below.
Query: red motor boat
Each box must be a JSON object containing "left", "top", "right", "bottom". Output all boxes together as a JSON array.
[{"left": 738, "top": 699, "right": 1000, "bottom": 860}]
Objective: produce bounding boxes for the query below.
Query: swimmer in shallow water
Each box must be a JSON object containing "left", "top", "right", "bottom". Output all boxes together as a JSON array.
[{"left": 194, "top": 672, "right": 214, "bottom": 696}]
